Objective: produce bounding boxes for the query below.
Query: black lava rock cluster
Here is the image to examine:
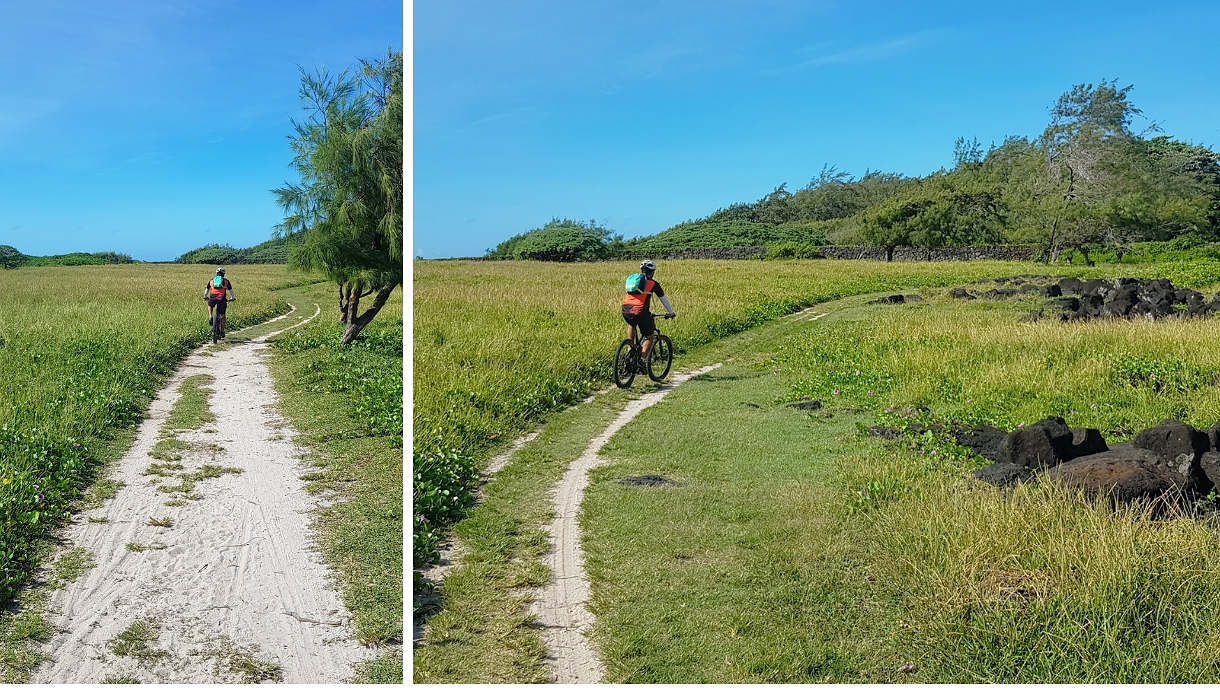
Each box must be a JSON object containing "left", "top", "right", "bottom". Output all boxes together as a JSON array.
[
  {"left": 871, "top": 414, "right": 1220, "bottom": 504},
  {"left": 868, "top": 293, "right": 924, "bottom": 305},
  {"left": 950, "top": 275, "right": 1220, "bottom": 322}
]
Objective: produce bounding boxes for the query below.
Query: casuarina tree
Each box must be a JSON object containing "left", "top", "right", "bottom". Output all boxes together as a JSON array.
[{"left": 273, "top": 50, "right": 403, "bottom": 344}]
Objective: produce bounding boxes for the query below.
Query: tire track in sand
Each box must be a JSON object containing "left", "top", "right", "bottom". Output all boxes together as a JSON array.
[
  {"left": 31, "top": 301, "right": 376, "bottom": 683},
  {"left": 530, "top": 362, "right": 721, "bottom": 684}
]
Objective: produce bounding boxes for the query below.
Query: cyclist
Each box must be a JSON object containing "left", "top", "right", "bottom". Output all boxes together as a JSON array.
[
  {"left": 204, "top": 267, "right": 235, "bottom": 337},
  {"left": 621, "top": 259, "right": 675, "bottom": 369}
]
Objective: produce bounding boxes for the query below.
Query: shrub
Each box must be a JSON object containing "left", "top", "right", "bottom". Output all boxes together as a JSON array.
[
  {"left": 0, "top": 245, "right": 27, "bottom": 269},
  {"left": 629, "top": 220, "right": 828, "bottom": 255},
  {"left": 486, "top": 219, "right": 614, "bottom": 261},
  {"left": 412, "top": 449, "right": 478, "bottom": 565}
]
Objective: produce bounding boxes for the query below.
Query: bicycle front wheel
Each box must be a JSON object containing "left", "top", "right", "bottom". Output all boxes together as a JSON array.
[
  {"left": 648, "top": 335, "right": 673, "bottom": 382},
  {"left": 613, "top": 339, "right": 637, "bottom": 388}
]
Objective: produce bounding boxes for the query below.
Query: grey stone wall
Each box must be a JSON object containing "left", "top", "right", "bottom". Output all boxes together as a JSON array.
[{"left": 817, "top": 245, "right": 1040, "bottom": 262}]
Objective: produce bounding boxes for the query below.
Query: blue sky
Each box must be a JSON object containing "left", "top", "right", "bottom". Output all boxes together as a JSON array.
[
  {"left": 1, "top": 1, "right": 402, "bottom": 261},
  {"left": 414, "top": 0, "right": 1220, "bottom": 259}
]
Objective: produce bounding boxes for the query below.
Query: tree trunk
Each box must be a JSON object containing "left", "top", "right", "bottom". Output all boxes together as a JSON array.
[
  {"left": 340, "top": 284, "right": 396, "bottom": 344},
  {"left": 338, "top": 283, "right": 351, "bottom": 322},
  {"left": 885, "top": 245, "right": 895, "bottom": 262},
  {"left": 1045, "top": 213, "right": 1062, "bottom": 264}
]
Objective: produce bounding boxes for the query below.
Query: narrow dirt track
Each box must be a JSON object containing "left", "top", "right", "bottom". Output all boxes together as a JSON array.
[
  {"left": 32, "top": 302, "right": 375, "bottom": 683},
  {"left": 530, "top": 362, "right": 722, "bottom": 683}
]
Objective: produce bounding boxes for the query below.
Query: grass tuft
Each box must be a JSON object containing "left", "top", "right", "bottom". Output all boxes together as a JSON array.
[
  {"left": 107, "top": 619, "right": 169, "bottom": 665},
  {"left": 160, "top": 374, "right": 216, "bottom": 436}
]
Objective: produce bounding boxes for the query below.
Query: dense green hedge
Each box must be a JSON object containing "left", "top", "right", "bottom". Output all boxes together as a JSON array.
[
  {"left": 627, "top": 220, "right": 828, "bottom": 255},
  {"left": 175, "top": 234, "right": 300, "bottom": 265},
  {"left": 0, "top": 246, "right": 135, "bottom": 268},
  {"left": 486, "top": 219, "right": 616, "bottom": 261}
]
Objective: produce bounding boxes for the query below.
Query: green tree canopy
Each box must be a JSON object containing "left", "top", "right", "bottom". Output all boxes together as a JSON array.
[
  {"left": 274, "top": 50, "right": 403, "bottom": 344},
  {"left": 486, "top": 218, "right": 616, "bottom": 261}
]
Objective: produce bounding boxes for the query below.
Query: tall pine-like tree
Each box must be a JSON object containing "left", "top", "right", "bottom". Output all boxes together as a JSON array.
[{"left": 274, "top": 50, "right": 403, "bottom": 344}]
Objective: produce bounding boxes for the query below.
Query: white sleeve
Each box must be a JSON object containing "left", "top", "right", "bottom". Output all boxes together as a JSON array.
[{"left": 659, "top": 295, "right": 674, "bottom": 314}]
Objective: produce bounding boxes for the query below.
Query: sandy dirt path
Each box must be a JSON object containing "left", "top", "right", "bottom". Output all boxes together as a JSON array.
[
  {"left": 413, "top": 386, "right": 614, "bottom": 644},
  {"left": 531, "top": 362, "right": 722, "bottom": 684},
  {"left": 32, "top": 302, "right": 375, "bottom": 683}
]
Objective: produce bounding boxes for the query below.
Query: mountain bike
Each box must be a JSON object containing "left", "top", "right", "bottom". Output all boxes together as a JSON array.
[
  {"left": 613, "top": 313, "right": 674, "bottom": 388},
  {"left": 210, "top": 300, "right": 231, "bottom": 344}
]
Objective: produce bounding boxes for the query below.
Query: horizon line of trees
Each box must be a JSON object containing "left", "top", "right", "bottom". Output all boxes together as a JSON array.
[{"left": 483, "top": 80, "right": 1220, "bottom": 264}]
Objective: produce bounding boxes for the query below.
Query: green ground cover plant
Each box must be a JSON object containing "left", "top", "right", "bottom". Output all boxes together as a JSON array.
[{"left": 0, "top": 264, "right": 297, "bottom": 607}]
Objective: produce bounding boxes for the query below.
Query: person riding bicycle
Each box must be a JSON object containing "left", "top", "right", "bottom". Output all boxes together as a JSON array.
[
  {"left": 204, "top": 267, "right": 235, "bottom": 338},
  {"left": 621, "top": 259, "right": 675, "bottom": 369}
]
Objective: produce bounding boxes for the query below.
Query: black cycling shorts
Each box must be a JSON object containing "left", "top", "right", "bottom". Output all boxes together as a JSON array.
[
  {"left": 208, "top": 298, "right": 228, "bottom": 315},
  {"left": 621, "top": 305, "right": 655, "bottom": 336}
]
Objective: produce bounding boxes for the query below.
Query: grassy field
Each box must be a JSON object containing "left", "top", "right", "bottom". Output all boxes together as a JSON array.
[
  {"left": 582, "top": 286, "right": 1220, "bottom": 682},
  {"left": 412, "top": 258, "right": 1138, "bottom": 564},
  {"left": 415, "top": 259, "right": 1220, "bottom": 683}
]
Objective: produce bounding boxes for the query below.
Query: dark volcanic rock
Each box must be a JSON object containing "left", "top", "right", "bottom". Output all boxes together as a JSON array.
[
  {"left": 617, "top": 474, "right": 678, "bottom": 487},
  {"left": 1040, "top": 284, "right": 1062, "bottom": 297},
  {"left": 950, "top": 287, "right": 977, "bottom": 299},
  {"left": 974, "top": 462, "right": 1036, "bottom": 487},
  {"left": 904, "top": 294, "right": 924, "bottom": 303},
  {"left": 869, "top": 294, "right": 911, "bottom": 305},
  {"left": 867, "top": 425, "right": 902, "bottom": 440},
  {"left": 869, "top": 294, "right": 904, "bottom": 305},
  {"left": 955, "top": 425, "right": 1009, "bottom": 461},
  {"left": 983, "top": 288, "right": 1020, "bottom": 299},
  {"left": 1018, "top": 284, "right": 1039, "bottom": 294},
  {"left": 1080, "top": 278, "right": 1112, "bottom": 296},
  {"left": 1069, "top": 427, "right": 1108, "bottom": 459},
  {"left": 1048, "top": 297, "right": 1081, "bottom": 313},
  {"left": 1079, "top": 294, "right": 1104, "bottom": 317},
  {"left": 1174, "top": 288, "right": 1204, "bottom": 305},
  {"left": 1058, "top": 277, "right": 1084, "bottom": 295},
  {"left": 787, "top": 400, "right": 823, "bottom": 411},
  {"left": 1045, "top": 445, "right": 1188, "bottom": 503},
  {"left": 1206, "top": 420, "right": 1220, "bottom": 451},
  {"left": 1132, "top": 419, "right": 1212, "bottom": 493},
  {"left": 1101, "top": 287, "right": 1138, "bottom": 317},
  {"left": 1200, "top": 452, "right": 1220, "bottom": 494},
  {"left": 1001, "top": 416, "right": 1075, "bottom": 468},
  {"left": 1132, "top": 419, "right": 1209, "bottom": 462}
]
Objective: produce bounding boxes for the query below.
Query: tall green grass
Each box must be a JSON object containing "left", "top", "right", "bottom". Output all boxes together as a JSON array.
[
  {"left": 0, "top": 265, "right": 295, "bottom": 602},
  {"left": 776, "top": 291, "right": 1220, "bottom": 681}
]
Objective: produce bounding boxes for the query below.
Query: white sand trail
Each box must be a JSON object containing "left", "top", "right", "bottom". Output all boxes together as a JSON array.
[{"left": 32, "top": 302, "right": 375, "bottom": 683}]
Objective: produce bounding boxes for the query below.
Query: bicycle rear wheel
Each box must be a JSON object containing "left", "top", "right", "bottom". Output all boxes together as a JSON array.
[
  {"left": 648, "top": 335, "right": 673, "bottom": 382},
  {"left": 613, "top": 339, "right": 637, "bottom": 388},
  {"left": 212, "top": 312, "right": 221, "bottom": 344}
]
